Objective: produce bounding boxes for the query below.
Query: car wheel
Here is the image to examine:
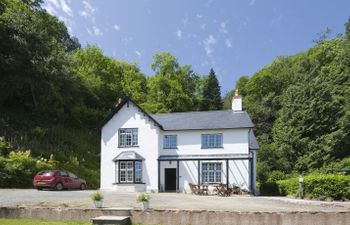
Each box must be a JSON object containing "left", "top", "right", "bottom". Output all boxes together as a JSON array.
[
  {"left": 55, "top": 182, "right": 64, "bottom": 191},
  {"left": 36, "top": 187, "right": 42, "bottom": 191},
  {"left": 80, "top": 183, "right": 86, "bottom": 190}
]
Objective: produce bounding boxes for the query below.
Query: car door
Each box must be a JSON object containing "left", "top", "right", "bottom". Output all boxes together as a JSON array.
[
  {"left": 68, "top": 172, "right": 80, "bottom": 188},
  {"left": 59, "top": 171, "right": 73, "bottom": 188}
]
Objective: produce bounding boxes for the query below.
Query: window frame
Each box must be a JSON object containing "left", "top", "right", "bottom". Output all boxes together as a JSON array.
[
  {"left": 201, "top": 162, "right": 222, "bottom": 184},
  {"left": 117, "top": 160, "right": 143, "bottom": 184},
  {"left": 201, "top": 133, "right": 223, "bottom": 149},
  {"left": 163, "top": 135, "right": 178, "bottom": 149},
  {"left": 118, "top": 128, "right": 138, "bottom": 148}
]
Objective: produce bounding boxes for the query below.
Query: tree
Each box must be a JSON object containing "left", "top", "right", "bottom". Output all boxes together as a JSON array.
[
  {"left": 200, "top": 68, "right": 222, "bottom": 110},
  {"left": 142, "top": 52, "right": 199, "bottom": 113}
]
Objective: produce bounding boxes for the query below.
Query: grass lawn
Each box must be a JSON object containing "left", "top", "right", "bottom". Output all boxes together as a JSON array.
[{"left": 0, "top": 218, "right": 91, "bottom": 225}]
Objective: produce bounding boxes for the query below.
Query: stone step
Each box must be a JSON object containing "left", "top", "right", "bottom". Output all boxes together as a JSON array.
[{"left": 91, "top": 215, "right": 131, "bottom": 225}]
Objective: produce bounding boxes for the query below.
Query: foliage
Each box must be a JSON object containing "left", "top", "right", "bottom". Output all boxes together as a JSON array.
[
  {"left": 200, "top": 68, "right": 222, "bottom": 110},
  {"left": 228, "top": 22, "right": 350, "bottom": 180},
  {"left": 0, "top": 150, "right": 55, "bottom": 188},
  {"left": 142, "top": 52, "right": 200, "bottom": 113},
  {"left": 277, "top": 173, "right": 350, "bottom": 200},
  {"left": 325, "top": 157, "right": 350, "bottom": 171},
  {"left": 137, "top": 193, "right": 151, "bottom": 202},
  {"left": 90, "top": 192, "right": 104, "bottom": 201}
]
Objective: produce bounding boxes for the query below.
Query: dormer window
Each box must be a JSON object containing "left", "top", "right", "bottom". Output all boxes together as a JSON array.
[{"left": 119, "top": 128, "right": 138, "bottom": 147}]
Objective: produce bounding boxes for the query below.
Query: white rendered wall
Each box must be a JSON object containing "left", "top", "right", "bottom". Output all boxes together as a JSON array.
[
  {"left": 160, "top": 129, "right": 249, "bottom": 156},
  {"left": 159, "top": 129, "right": 250, "bottom": 192},
  {"left": 100, "top": 102, "right": 160, "bottom": 191}
]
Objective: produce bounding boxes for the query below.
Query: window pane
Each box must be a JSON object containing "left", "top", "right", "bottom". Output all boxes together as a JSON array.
[
  {"left": 201, "top": 162, "right": 222, "bottom": 184},
  {"left": 164, "top": 135, "right": 177, "bottom": 148},
  {"left": 201, "top": 134, "right": 222, "bottom": 148},
  {"left": 119, "top": 129, "right": 138, "bottom": 147}
]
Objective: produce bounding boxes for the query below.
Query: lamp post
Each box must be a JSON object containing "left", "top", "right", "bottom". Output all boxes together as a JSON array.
[{"left": 298, "top": 176, "right": 304, "bottom": 199}]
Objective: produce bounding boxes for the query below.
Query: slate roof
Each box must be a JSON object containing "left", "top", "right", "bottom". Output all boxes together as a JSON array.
[
  {"left": 249, "top": 129, "right": 259, "bottom": 150},
  {"left": 151, "top": 110, "right": 254, "bottom": 131}
]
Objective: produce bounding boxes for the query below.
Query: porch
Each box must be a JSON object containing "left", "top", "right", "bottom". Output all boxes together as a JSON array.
[{"left": 157, "top": 153, "right": 256, "bottom": 195}]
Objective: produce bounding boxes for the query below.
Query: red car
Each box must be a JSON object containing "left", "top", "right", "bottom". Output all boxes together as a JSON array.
[{"left": 33, "top": 170, "right": 87, "bottom": 191}]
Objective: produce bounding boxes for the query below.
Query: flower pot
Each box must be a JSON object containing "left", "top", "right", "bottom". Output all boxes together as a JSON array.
[
  {"left": 93, "top": 200, "right": 103, "bottom": 208},
  {"left": 140, "top": 201, "right": 149, "bottom": 210}
]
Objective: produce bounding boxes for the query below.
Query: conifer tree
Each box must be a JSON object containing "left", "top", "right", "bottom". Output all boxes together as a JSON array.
[{"left": 200, "top": 68, "right": 222, "bottom": 110}]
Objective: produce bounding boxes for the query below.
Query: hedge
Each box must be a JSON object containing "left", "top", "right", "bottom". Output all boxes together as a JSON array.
[{"left": 277, "top": 173, "right": 350, "bottom": 200}]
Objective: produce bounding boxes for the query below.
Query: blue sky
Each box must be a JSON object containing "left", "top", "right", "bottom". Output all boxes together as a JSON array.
[{"left": 43, "top": 0, "right": 350, "bottom": 94}]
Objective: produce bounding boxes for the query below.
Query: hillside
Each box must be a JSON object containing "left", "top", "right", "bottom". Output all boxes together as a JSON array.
[{"left": 224, "top": 29, "right": 350, "bottom": 182}]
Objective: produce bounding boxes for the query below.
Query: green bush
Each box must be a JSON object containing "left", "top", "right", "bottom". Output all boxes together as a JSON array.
[
  {"left": 277, "top": 173, "right": 350, "bottom": 200},
  {"left": 259, "top": 170, "right": 288, "bottom": 196},
  {"left": 0, "top": 150, "right": 55, "bottom": 188}
]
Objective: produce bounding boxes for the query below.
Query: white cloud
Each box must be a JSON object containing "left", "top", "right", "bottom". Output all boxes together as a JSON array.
[
  {"left": 44, "top": 0, "right": 73, "bottom": 17},
  {"left": 203, "top": 35, "right": 217, "bottom": 56},
  {"left": 176, "top": 29, "right": 182, "bottom": 40},
  {"left": 43, "top": 0, "right": 74, "bottom": 32},
  {"left": 113, "top": 24, "right": 120, "bottom": 31},
  {"left": 225, "top": 39, "right": 232, "bottom": 48},
  {"left": 45, "top": 3, "right": 57, "bottom": 15},
  {"left": 220, "top": 21, "right": 228, "bottom": 33},
  {"left": 86, "top": 26, "right": 103, "bottom": 36},
  {"left": 79, "top": 0, "right": 96, "bottom": 19},
  {"left": 200, "top": 23, "right": 206, "bottom": 30},
  {"left": 196, "top": 14, "right": 203, "bottom": 19},
  {"left": 249, "top": 0, "right": 256, "bottom": 6},
  {"left": 135, "top": 51, "right": 142, "bottom": 57},
  {"left": 92, "top": 26, "right": 103, "bottom": 36},
  {"left": 59, "top": 0, "right": 73, "bottom": 17}
]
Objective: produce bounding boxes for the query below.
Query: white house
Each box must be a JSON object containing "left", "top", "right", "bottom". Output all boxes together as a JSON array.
[{"left": 100, "top": 92, "right": 259, "bottom": 194}]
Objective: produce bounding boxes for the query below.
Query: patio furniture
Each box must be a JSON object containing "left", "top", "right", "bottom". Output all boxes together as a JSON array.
[
  {"left": 189, "top": 183, "right": 199, "bottom": 195},
  {"left": 215, "top": 183, "right": 232, "bottom": 197},
  {"left": 201, "top": 183, "right": 209, "bottom": 195}
]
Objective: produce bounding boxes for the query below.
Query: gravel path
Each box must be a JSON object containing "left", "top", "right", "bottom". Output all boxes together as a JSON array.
[{"left": 0, "top": 189, "right": 349, "bottom": 212}]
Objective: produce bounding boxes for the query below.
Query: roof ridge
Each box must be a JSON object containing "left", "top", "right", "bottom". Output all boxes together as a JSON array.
[{"left": 151, "top": 109, "right": 246, "bottom": 116}]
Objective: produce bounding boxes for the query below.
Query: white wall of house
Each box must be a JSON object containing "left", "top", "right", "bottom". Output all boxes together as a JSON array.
[
  {"left": 160, "top": 129, "right": 249, "bottom": 156},
  {"left": 101, "top": 101, "right": 253, "bottom": 193},
  {"left": 101, "top": 102, "right": 160, "bottom": 191}
]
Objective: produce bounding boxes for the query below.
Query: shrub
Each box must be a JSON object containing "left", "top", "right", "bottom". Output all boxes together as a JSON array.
[
  {"left": 277, "top": 173, "right": 350, "bottom": 200},
  {"left": 137, "top": 193, "right": 150, "bottom": 202},
  {"left": 259, "top": 170, "right": 288, "bottom": 196},
  {"left": 90, "top": 192, "right": 103, "bottom": 201}
]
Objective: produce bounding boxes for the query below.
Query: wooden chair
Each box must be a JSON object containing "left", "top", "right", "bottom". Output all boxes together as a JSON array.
[
  {"left": 189, "top": 183, "right": 199, "bottom": 195},
  {"left": 201, "top": 183, "right": 209, "bottom": 195}
]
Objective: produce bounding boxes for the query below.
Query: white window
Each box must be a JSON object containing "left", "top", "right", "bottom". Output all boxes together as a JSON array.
[
  {"left": 135, "top": 161, "right": 142, "bottom": 182},
  {"left": 119, "top": 161, "right": 133, "bottom": 183},
  {"left": 164, "top": 135, "right": 177, "bottom": 149},
  {"left": 119, "top": 161, "right": 143, "bottom": 183},
  {"left": 202, "top": 162, "right": 222, "bottom": 183},
  {"left": 119, "top": 128, "right": 138, "bottom": 147},
  {"left": 201, "top": 134, "right": 223, "bottom": 148}
]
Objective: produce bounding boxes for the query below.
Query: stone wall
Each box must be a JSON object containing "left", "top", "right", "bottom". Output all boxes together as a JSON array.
[{"left": 0, "top": 207, "right": 349, "bottom": 225}]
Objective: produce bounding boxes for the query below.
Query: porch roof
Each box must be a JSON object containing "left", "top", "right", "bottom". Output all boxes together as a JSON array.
[
  {"left": 158, "top": 153, "right": 252, "bottom": 161},
  {"left": 113, "top": 151, "right": 144, "bottom": 161}
]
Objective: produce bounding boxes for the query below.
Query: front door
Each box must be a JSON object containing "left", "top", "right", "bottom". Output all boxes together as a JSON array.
[{"left": 164, "top": 168, "right": 177, "bottom": 192}]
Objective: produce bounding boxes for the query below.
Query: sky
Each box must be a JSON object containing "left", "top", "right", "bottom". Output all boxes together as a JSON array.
[{"left": 43, "top": 0, "right": 350, "bottom": 94}]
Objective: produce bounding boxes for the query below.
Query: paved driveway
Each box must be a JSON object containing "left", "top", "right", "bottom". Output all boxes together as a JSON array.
[{"left": 0, "top": 189, "right": 349, "bottom": 212}]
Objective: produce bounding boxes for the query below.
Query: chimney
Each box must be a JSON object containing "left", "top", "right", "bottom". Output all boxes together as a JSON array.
[{"left": 232, "top": 89, "right": 242, "bottom": 111}]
